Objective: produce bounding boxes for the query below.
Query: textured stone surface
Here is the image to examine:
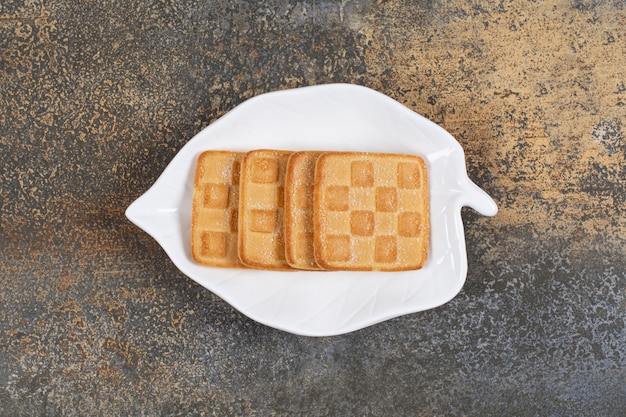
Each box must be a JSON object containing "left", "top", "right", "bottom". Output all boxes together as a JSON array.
[{"left": 1, "top": 0, "right": 624, "bottom": 415}]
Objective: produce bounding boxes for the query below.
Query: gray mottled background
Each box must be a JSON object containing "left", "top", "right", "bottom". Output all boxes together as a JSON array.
[{"left": 1, "top": 1, "right": 624, "bottom": 416}]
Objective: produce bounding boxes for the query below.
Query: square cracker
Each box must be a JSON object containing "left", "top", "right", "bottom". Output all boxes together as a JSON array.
[
  {"left": 238, "top": 149, "right": 294, "bottom": 270},
  {"left": 191, "top": 150, "right": 245, "bottom": 268},
  {"left": 284, "top": 151, "right": 324, "bottom": 270},
  {"left": 313, "top": 152, "right": 429, "bottom": 271}
]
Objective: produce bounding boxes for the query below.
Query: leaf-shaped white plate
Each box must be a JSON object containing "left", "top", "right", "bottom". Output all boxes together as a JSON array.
[{"left": 126, "top": 83, "right": 497, "bottom": 336}]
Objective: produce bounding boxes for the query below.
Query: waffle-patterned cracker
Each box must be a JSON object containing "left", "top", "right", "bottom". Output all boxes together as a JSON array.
[
  {"left": 191, "top": 151, "right": 245, "bottom": 268},
  {"left": 313, "top": 152, "right": 429, "bottom": 271},
  {"left": 238, "top": 149, "right": 293, "bottom": 270},
  {"left": 284, "top": 151, "right": 324, "bottom": 270}
]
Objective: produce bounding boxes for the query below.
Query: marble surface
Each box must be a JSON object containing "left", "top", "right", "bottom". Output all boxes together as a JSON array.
[{"left": 1, "top": 0, "right": 624, "bottom": 415}]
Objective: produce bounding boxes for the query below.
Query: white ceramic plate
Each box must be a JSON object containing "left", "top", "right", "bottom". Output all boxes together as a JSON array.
[{"left": 126, "top": 83, "right": 497, "bottom": 336}]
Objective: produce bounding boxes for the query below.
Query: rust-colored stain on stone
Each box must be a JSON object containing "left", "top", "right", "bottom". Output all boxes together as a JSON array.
[
  {"left": 353, "top": 1, "right": 625, "bottom": 256},
  {"left": 0, "top": 0, "right": 624, "bottom": 415}
]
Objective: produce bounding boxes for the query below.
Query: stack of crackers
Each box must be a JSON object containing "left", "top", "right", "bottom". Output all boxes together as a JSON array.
[{"left": 191, "top": 150, "right": 429, "bottom": 272}]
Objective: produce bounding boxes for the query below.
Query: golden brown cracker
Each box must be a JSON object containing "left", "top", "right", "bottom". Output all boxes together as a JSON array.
[
  {"left": 191, "top": 151, "right": 245, "bottom": 268},
  {"left": 284, "top": 151, "right": 324, "bottom": 270},
  {"left": 238, "top": 149, "right": 294, "bottom": 270},
  {"left": 313, "top": 152, "right": 429, "bottom": 271}
]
